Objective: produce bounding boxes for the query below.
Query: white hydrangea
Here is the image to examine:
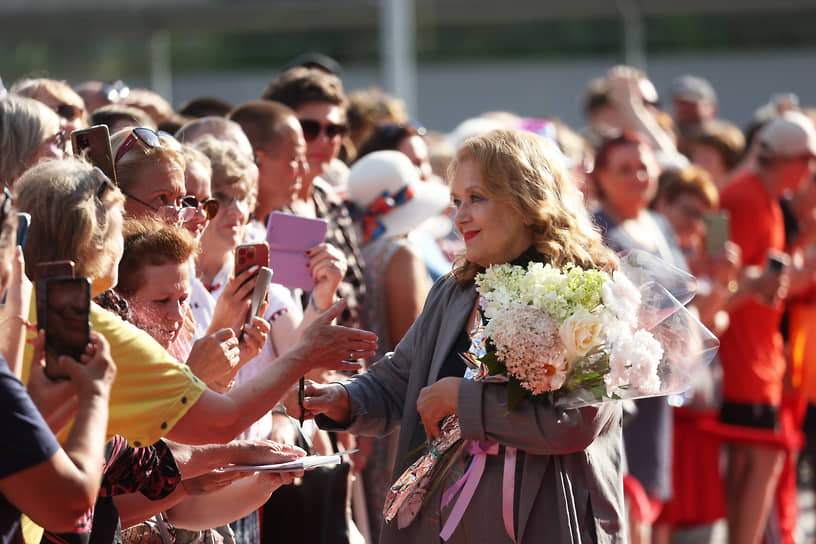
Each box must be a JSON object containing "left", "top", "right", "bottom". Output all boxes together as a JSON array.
[
  {"left": 487, "top": 305, "right": 568, "bottom": 395},
  {"left": 601, "top": 270, "right": 641, "bottom": 328}
]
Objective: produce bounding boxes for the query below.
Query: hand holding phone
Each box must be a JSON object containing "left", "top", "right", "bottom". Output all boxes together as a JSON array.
[{"left": 37, "top": 277, "right": 91, "bottom": 380}]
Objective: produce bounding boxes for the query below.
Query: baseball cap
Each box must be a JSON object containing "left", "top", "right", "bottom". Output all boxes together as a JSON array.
[
  {"left": 758, "top": 111, "right": 816, "bottom": 160},
  {"left": 670, "top": 75, "right": 717, "bottom": 104}
]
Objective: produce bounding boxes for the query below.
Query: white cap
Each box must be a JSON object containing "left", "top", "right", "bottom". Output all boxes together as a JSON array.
[{"left": 758, "top": 111, "right": 816, "bottom": 160}]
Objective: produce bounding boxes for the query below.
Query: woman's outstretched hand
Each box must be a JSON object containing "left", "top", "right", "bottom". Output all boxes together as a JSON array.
[
  {"left": 417, "top": 377, "right": 461, "bottom": 440},
  {"left": 292, "top": 300, "right": 377, "bottom": 372}
]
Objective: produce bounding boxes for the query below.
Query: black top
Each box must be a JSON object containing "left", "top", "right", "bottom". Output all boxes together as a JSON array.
[
  {"left": 0, "top": 357, "right": 60, "bottom": 544},
  {"left": 437, "top": 327, "right": 471, "bottom": 380}
]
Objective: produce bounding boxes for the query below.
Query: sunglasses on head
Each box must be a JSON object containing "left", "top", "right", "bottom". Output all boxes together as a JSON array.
[
  {"left": 181, "top": 195, "right": 220, "bottom": 220},
  {"left": 299, "top": 119, "right": 348, "bottom": 142},
  {"left": 114, "top": 127, "right": 180, "bottom": 164},
  {"left": 56, "top": 103, "right": 83, "bottom": 121}
]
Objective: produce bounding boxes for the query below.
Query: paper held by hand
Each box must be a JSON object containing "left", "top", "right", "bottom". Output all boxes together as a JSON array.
[{"left": 220, "top": 452, "right": 352, "bottom": 473}]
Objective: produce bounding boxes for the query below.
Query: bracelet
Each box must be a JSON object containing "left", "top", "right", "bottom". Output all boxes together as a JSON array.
[
  {"left": 309, "top": 293, "right": 334, "bottom": 313},
  {"left": 0, "top": 314, "right": 30, "bottom": 328}
]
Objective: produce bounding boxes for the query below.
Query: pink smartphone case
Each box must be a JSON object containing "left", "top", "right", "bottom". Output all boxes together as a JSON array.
[{"left": 265, "top": 212, "right": 328, "bottom": 290}]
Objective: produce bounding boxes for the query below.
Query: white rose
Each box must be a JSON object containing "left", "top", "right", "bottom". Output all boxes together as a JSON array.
[{"left": 559, "top": 308, "right": 604, "bottom": 359}]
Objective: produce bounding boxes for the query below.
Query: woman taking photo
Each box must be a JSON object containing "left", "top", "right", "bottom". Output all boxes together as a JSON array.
[{"left": 303, "top": 129, "right": 625, "bottom": 543}]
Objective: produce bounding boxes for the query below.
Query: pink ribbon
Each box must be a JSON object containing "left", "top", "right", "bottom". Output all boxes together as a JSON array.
[{"left": 440, "top": 441, "right": 517, "bottom": 542}]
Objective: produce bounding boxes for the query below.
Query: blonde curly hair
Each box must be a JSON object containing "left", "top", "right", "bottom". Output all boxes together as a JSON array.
[{"left": 449, "top": 129, "right": 616, "bottom": 285}]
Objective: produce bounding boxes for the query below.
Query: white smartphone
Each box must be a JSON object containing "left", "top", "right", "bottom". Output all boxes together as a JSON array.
[{"left": 246, "top": 266, "right": 273, "bottom": 326}]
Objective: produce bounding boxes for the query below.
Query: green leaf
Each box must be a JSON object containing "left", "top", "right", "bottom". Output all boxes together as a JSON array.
[{"left": 481, "top": 351, "right": 504, "bottom": 376}]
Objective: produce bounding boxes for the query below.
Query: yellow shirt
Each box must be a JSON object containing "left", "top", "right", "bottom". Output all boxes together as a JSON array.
[{"left": 24, "top": 293, "right": 206, "bottom": 447}]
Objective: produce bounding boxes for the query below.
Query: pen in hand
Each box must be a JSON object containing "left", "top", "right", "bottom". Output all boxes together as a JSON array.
[{"left": 298, "top": 376, "right": 305, "bottom": 426}]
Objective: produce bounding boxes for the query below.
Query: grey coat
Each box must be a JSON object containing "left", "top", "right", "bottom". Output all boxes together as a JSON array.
[{"left": 321, "top": 276, "right": 626, "bottom": 543}]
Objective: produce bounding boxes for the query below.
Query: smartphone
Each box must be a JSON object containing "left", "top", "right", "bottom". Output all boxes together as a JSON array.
[
  {"left": 766, "top": 250, "right": 790, "bottom": 273},
  {"left": 235, "top": 242, "right": 269, "bottom": 278},
  {"left": 34, "top": 260, "right": 77, "bottom": 334},
  {"left": 71, "top": 125, "right": 117, "bottom": 185},
  {"left": 15, "top": 213, "right": 30, "bottom": 249},
  {"left": 0, "top": 212, "right": 32, "bottom": 303},
  {"left": 246, "top": 267, "right": 273, "bottom": 326},
  {"left": 703, "top": 210, "right": 729, "bottom": 253},
  {"left": 38, "top": 277, "right": 91, "bottom": 381}
]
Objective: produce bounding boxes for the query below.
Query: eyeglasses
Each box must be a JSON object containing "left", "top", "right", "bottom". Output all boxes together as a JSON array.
[
  {"left": 122, "top": 190, "right": 196, "bottom": 223},
  {"left": 114, "top": 127, "right": 180, "bottom": 164},
  {"left": 213, "top": 191, "right": 251, "bottom": 210},
  {"left": 56, "top": 103, "right": 83, "bottom": 122},
  {"left": 299, "top": 119, "right": 348, "bottom": 142},
  {"left": 181, "top": 195, "right": 220, "bottom": 220}
]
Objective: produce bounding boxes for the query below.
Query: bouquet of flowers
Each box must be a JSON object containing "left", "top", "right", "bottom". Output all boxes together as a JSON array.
[
  {"left": 464, "top": 249, "right": 719, "bottom": 409},
  {"left": 383, "top": 250, "right": 719, "bottom": 534}
]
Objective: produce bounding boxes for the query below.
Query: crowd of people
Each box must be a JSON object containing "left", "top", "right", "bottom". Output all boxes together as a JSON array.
[{"left": 1, "top": 55, "right": 816, "bottom": 544}]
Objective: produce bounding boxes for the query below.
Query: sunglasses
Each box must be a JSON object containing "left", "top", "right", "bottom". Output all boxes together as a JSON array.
[
  {"left": 181, "top": 195, "right": 220, "bottom": 220},
  {"left": 92, "top": 167, "right": 117, "bottom": 200},
  {"left": 48, "top": 129, "right": 67, "bottom": 153},
  {"left": 299, "top": 119, "right": 348, "bottom": 142},
  {"left": 114, "top": 127, "right": 180, "bottom": 164},
  {"left": 56, "top": 103, "right": 83, "bottom": 121},
  {"left": 101, "top": 80, "right": 130, "bottom": 102}
]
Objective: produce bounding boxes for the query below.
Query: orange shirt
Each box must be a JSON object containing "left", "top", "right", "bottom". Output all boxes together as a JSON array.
[{"left": 718, "top": 172, "right": 786, "bottom": 406}]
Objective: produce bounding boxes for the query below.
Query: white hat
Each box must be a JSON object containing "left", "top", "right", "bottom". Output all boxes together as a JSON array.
[
  {"left": 758, "top": 111, "right": 816, "bottom": 160},
  {"left": 348, "top": 150, "right": 450, "bottom": 243}
]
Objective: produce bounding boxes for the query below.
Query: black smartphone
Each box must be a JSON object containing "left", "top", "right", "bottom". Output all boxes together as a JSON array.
[
  {"left": 34, "top": 260, "right": 76, "bottom": 338},
  {"left": 71, "top": 125, "right": 117, "bottom": 185},
  {"left": 234, "top": 242, "right": 269, "bottom": 278},
  {"left": 767, "top": 251, "right": 790, "bottom": 273},
  {"left": 15, "top": 213, "right": 30, "bottom": 249},
  {"left": 38, "top": 277, "right": 91, "bottom": 381}
]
